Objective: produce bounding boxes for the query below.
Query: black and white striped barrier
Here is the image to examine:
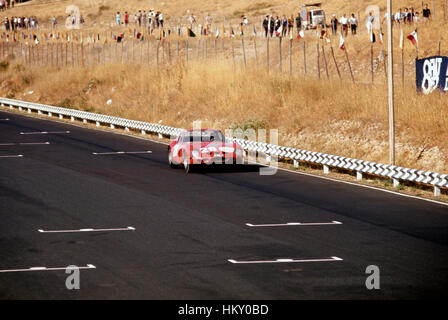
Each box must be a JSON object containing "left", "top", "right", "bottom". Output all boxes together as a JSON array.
[{"left": 1, "top": 97, "right": 446, "bottom": 196}]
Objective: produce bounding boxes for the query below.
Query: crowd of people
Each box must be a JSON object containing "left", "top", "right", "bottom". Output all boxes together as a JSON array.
[
  {"left": 1, "top": 0, "right": 15, "bottom": 12},
  {"left": 3, "top": 15, "right": 38, "bottom": 31},
  {"left": 115, "top": 9, "right": 164, "bottom": 30}
]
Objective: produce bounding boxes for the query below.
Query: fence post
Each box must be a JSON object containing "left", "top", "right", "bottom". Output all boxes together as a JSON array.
[
  {"left": 330, "top": 46, "right": 341, "bottom": 80},
  {"left": 266, "top": 37, "right": 270, "bottom": 72},
  {"left": 303, "top": 41, "right": 307, "bottom": 74},
  {"left": 279, "top": 37, "right": 282, "bottom": 72},
  {"left": 242, "top": 38, "right": 246, "bottom": 67},
  {"left": 344, "top": 46, "right": 355, "bottom": 82},
  {"left": 289, "top": 38, "right": 292, "bottom": 75},
  {"left": 370, "top": 43, "right": 374, "bottom": 83},
  {"left": 254, "top": 38, "right": 258, "bottom": 65},
  {"left": 186, "top": 39, "right": 189, "bottom": 64},
  {"left": 156, "top": 40, "right": 160, "bottom": 65},
  {"left": 231, "top": 39, "right": 235, "bottom": 68},
  {"left": 317, "top": 43, "right": 320, "bottom": 79},
  {"left": 322, "top": 45, "right": 329, "bottom": 79}
]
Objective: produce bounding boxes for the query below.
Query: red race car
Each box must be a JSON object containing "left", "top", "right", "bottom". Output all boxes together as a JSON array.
[{"left": 168, "top": 129, "right": 244, "bottom": 173}]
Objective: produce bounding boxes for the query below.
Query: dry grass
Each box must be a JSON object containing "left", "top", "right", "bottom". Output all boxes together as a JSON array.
[
  {"left": 0, "top": 0, "right": 447, "bottom": 173},
  {"left": 0, "top": 58, "right": 446, "bottom": 173}
]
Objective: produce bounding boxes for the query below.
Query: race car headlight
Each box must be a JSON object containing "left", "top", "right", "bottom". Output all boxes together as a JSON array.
[
  {"left": 219, "top": 147, "right": 235, "bottom": 153},
  {"left": 191, "top": 150, "right": 201, "bottom": 159}
]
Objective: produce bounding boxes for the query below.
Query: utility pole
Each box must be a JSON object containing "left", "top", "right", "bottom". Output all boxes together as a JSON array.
[{"left": 387, "top": 0, "right": 395, "bottom": 165}]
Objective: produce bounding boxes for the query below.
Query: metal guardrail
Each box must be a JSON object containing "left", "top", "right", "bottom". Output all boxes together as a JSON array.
[{"left": 1, "top": 97, "right": 447, "bottom": 197}]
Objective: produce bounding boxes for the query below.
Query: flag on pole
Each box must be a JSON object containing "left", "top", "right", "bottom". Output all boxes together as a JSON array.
[
  {"left": 275, "top": 24, "right": 282, "bottom": 37},
  {"left": 399, "top": 29, "right": 404, "bottom": 49},
  {"left": 297, "top": 30, "right": 304, "bottom": 40},
  {"left": 187, "top": 27, "right": 196, "bottom": 37},
  {"left": 407, "top": 29, "right": 418, "bottom": 45},
  {"left": 379, "top": 28, "right": 384, "bottom": 45},
  {"left": 252, "top": 25, "right": 257, "bottom": 37},
  {"left": 369, "top": 30, "right": 376, "bottom": 43},
  {"left": 230, "top": 26, "right": 235, "bottom": 38},
  {"left": 215, "top": 28, "right": 219, "bottom": 39},
  {"left": 339, "top": 35, "right": 345, "bottom": 51}
]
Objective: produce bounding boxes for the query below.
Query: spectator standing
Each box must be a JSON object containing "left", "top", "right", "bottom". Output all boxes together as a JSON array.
[
  {"left": 340, "top": 14, "right": 348, "bottom": 37},
  {"left": 330, "top": 14, "right": 338, "bottom": 34},
  {"left": 295, "top": 13, "right": 301, "bottom": 33},
  {"left": 158, "top": 12, "right": 164, "bottom": 28},
  {"left": 124, "top": 12, "right": 129, "bottom": 26},
  {"left": 281, "top": 15, "right": 287, "bottom": 37},
  {"left": 422, "top": 4, "right": 431, "bottom": 22},
  {"left": 262, "top": 15, "right": 269, "bottom": 37},
  {"left": 116, "top": 12, "right": 120, "bottom": 25},
  {"left": 366, "top": 11, "right": 374, "bottom": 34},
  {"left": 287, "top": 15, "right": 294, "bottom": 37},
  {"left": 349, "top": 13, "right": 357, "bottom": 35}
]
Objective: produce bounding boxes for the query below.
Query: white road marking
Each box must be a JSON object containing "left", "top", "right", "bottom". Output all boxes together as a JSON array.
[
  {"left": 0, "top": 142, "right": 50, "bottom": 146},
  {"left": 0, "top": 264, "right": 96, "bottom": 273},
  {"left": 20, "top": 131, "right": 70, "bottom": 135},
  {"left": 246, "top": 221, "right": 342, "bottom": 227},
  {"left": 38, "top": 226, "right": 136, "bottom": 233},
  {"left": 0, "top": 155, "right": 23, "bottom": 158},
  {"left": 5, "top": 108, "right": 447, "bottom": 207},
  {"left": 0, "top": 118, "right": 9, "bottom": 121},
  {"left": 228, "top": 256, "right": 343, "bottom": 264},
  {"left": 92, "top": 151, "right": 152, "bottom": 155}
]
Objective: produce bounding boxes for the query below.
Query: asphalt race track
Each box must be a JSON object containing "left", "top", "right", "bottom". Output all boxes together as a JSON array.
[{"left": 1, "top": 110, "right": 448, "bottom": 299}]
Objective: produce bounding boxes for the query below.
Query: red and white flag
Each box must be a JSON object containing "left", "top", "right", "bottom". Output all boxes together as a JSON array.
[
  {"left": 407, "top": 29, "right": 418, "bottom": 45},
  {"left": 339, "top": 35, "right": 345, "bottom": 51},
  {"left": 275, "top": 25, "right": 283, "bottom": 37},
  {"left": 296, "top": 30, "right": 304, "bottom": 40}
]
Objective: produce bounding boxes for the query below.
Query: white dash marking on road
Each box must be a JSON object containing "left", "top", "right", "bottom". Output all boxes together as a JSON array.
[
  {"left": 0, "top": 264, "right": 96, "bottom": 273},
  {"left": 245, "top": 221, "right": 342, "bottom": 227},
  {"left": 92, "top": 151, "right": 152, "bottom": 155},
  {"left": 0, "top": 142, "right": 50, "bottom": 146},
  {"left": 0, "top": 155, "right": 23, "bottom": 158},
  {"left": 20, "top": 131, "right": 70, "bottom": 135},
  {"left": 0, "top": 118, "right": 9, "bottom": 121},
  {"left": 38, "top": 226, "right": 136, "bottom": 233},
  {"left": 228, "top": 256, "right": 343, "bottom": 264}
]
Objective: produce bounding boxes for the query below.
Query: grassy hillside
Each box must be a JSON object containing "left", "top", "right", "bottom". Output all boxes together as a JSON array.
[{"left": 0, "top": 0, "right": 447, "bottom": 173}]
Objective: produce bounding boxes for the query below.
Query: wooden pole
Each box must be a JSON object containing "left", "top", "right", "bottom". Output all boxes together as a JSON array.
[
  {"left": 387, "top": 0, "right": 395, "bottom": 165},
  {"left": 242, "top": 38, "right": 246, "bottom": 67},
  {"left": 330, "top": 46, "right": 341, "bottom": 80},
  {"left": 344, "top": 46, "right": 355, "bottom": 82},
  {"left": 156, "top": 40, "right": 160, "bottom": 65},
  {"left": 322, "top": 45, "right": 329, "bottom": 79},
  {"left": 279, "top": 37, "right": 282, "bottom": 72},
  {"left": 303, "top": 41, "right": 307, "bottom": 74},
  {"left": 370, "top": 43, "right": 374, "bottom": 84},
  {"left": 231, "top": 39, "right": 235, "bottom": 68},
  {"left": 401, "top": 47, "right": 405, "bottom": 85},
  {"left": 289, "top": 38, "right": 292, "bottom": 75},
  {"left": 317, "top": 43, "right": 320, "bottom": 79},
  {"left": 186, "top": 39, "right": 189, "bottom": 64},
  {"left": 254, "top": 38, "right": 258, "bottom": 65},
  {"left": 266, "top": 37, "right": 270, "bottom": 72}
]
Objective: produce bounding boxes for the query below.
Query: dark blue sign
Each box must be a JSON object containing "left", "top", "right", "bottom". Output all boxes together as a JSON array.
[{"left": 416, "top": 56, "right": 448, "bottom": 94}]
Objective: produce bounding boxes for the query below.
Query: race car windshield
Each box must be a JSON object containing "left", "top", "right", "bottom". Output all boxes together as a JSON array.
[{"left": 182, "top": 130, "right": 224, "bottom": 142}]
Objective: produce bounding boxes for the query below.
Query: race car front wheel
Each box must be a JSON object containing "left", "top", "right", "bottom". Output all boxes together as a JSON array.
[
  {"left": 168, "top": 148, "right": 179, "bottom": 168},
  {"left": 183, "top": 153, "right": 192, "bottom": 173}
]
